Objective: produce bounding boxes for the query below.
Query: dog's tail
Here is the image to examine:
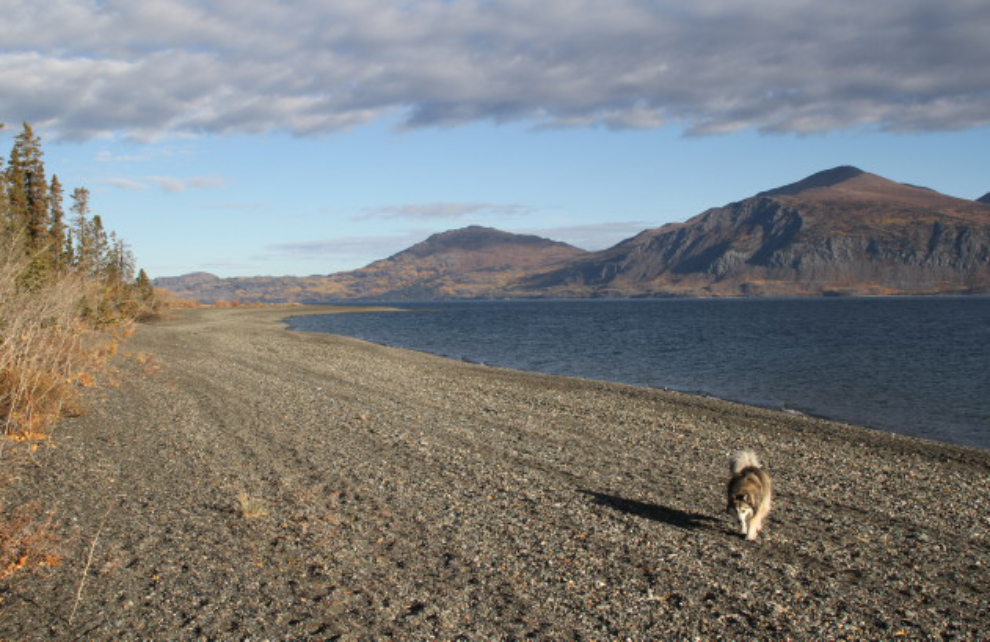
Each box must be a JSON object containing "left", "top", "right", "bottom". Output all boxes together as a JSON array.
[{"left": 730, "top": 449, "right": 762, "bottom": 474}]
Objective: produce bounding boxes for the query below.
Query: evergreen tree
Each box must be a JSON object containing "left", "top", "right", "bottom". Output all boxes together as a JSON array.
[
  {"left": 0, "top": 123, "right": 9, "bottom": 239},
  {"left": 70, "top": 187, "right": 95, "bottom": 273},
  {"left": 5, "top": 123, "right": 50, "bottom": 253},
  {"left": 0, "top": 167, "right": 9, "bottom": 240},
  {"left": 0, "top": 123, "right": 154, "bottom": 312},
  {"left": 135, "top": 269, "right": 154, "bottom": 301},
  {"left": 48, "top": 175, "right": 68, "bottom": 270},
  {"left": 88, "top": 215, "right": 111, "bottom": 275},
  {"left": 105, "top": 233, "right": 135, "bottom": 283}
]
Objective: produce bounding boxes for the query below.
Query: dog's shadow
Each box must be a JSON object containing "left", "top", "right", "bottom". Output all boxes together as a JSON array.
[{"left": 580, "top": 490, "right": 718, "bottom": 531}]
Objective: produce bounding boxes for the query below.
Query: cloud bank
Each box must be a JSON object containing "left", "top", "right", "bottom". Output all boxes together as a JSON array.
[
  {"left": 268, "top": 231, "right": 429, "bottom": 263},
  {"left": 104, "top": 175, "right": 225, "bottom": 192},
  {"left": 357, "top": 202, "right": 530, "bottom": 221},
  {"left": 2, "top": 0, "right": 988, "bottom": 140}
]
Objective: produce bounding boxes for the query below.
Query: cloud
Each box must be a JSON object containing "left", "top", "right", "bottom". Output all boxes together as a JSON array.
[
  {"left": 520, "top": 222, "right": 654, "bottom": 251},
  {"left": 267, "top": 231, "right": 427, "bottom": 262},
  {"left": 104, "top": 177, "right": 151, "bottom": 191},
  {"left": 146, "top": 176, "right": 225, "bottom": 193},
  {"left": 205, "top": 202, "right": 269, "bottom": 211},
  {"left": 96, "top": 150, "right": 152, "bottom": 163},
  {"left": 269, "top": 221, "right": 651, "bottom": 265},
  {"left": 2, "top": 1, "right": 988, "bottom": 140},
  {"left": 356, "top": 202, "right": 530, "bottom": 221},
  {"left": 95, "top": 146, "right": 194, "bottom": 162},
  {"left": 104, "top": 175, "right": 225, "bottom": 192}
]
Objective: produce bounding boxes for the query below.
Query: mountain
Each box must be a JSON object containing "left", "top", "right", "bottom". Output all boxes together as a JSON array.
[
  {"left": 978, "top": 192, "right": 990, "bottom": 204},
  {"left": 517, "top": 166, "right": 990, "bottom": 297},
  {"left": 155, "top": 168, "right": 990, "bottom": 301},
  {"left": 152, "top": 272, "right": 235, "bottom": 300},
  {"left": 154, "top": 227, "right": 586, "bottom": 303},
  {"left": 315, "top": 226, "right": 586, "bottom": 300}
]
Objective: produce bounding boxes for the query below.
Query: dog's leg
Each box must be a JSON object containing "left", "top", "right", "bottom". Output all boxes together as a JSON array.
[
  {"left": 749, "top": 499, "right": 771, "bottom": 540},
  {"left": 737, "top": 512, "right": 749, "bottom": 536},
  {"left": 745, "top": 521, "right": 758, "bottom": 540}
]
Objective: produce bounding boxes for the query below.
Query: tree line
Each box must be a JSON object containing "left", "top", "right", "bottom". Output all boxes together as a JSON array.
[{"left": 1, "top": 122, "right": 155, "bottom": 320}]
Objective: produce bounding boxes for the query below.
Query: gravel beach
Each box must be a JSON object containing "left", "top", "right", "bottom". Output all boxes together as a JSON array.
[{"left": 1, "top": 305, "right": 987, "bottom": 640}]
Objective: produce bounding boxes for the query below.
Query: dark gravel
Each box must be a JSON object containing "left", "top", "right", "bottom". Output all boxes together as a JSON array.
[{"left": 1, "top": 306, "right": 987, "bottom": 640}]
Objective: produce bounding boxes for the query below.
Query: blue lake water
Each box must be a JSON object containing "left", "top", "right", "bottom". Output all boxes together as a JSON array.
[{"left": 288, "top": 298, "right": 990, "bottom": 449}]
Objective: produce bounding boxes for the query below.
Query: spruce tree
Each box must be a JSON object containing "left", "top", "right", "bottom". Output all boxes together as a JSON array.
[
  {"left": 89, "top": 215, "right": 110, "bottom": 275},
  {"left": 135, "top": 268, "right": 154, "bottom": 301},
  {"left": 48, "top": 175, "right": 67, "bottom": 270},
  {"left": 70, "top": 187, "right": 95, "bottom": 273},
  {"left": 5, "top": 123, "right": 50, "bottom": 253},
  {"left": 0, "top": 157, "right": 9, "bottom": 240}
]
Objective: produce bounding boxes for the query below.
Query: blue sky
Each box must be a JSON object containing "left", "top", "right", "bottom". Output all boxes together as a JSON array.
[{"left": 2, "top": 1, "right": 988, "bottom": 278}]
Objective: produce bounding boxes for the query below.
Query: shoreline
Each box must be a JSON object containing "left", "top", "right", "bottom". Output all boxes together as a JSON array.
[
  {"left": 284, "top": 303, "right": 988, "bottom": 451},
  {"left": 2, "top": 306, "right": 987, "bottom": 639}
]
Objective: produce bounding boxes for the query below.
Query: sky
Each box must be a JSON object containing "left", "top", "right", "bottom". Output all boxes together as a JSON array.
[{"left": 1, "top": 0, "right": 988, "bottom": 278}]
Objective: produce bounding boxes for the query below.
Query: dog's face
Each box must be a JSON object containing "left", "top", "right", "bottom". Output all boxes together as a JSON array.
[{"left": 728, "top": 493, "right": 755, "bottom": 519}]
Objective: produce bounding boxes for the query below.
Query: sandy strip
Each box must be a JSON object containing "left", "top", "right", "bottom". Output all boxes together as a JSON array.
[{"left": 1, "top": 305, "right": 987, "bottom": 640}]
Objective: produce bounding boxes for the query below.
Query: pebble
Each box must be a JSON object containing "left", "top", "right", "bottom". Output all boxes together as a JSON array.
[{"left": 1, "top": 306, "right": 987, "bottom": 640}]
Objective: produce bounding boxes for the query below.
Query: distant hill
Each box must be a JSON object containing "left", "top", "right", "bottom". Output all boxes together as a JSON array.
[
  {"left": 153, "top": 272, "right": 234, "bottom": 300},
  {"left": 155, "top": 227, "right": 586, "bottom": 302},
  {"left": 155, "top": 168, "right": 990, "bottom": 301},
  {"left": 315, "top": 226, "right": 586, "bottom": 300},
  {"left": 517, "top": 166, "right": 990, "bottom": 297},
  {"left": 978, "top": 192, "right": 990, "bottom": 204}
]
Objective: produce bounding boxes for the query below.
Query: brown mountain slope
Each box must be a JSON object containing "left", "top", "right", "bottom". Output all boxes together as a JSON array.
[
  {"left": 318, "top": 226, "right": 587, "bottom": 300},
  {"left": 155, "top": 227, "right": 586, "bottom": 302},
  {"left": 517, "top": 167, "right": 990, "bottom": 297}
]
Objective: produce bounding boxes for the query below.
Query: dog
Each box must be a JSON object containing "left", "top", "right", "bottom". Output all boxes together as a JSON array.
[{"left": 726, "top": 450, "right": 772, "bottom": 540}]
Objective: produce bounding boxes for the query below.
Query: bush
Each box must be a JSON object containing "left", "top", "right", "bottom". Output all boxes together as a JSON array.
[{"left": 0, "top": 243, "right": 112, "bottom": 439}]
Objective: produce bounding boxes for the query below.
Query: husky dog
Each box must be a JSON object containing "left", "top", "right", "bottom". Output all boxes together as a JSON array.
[{"left": 726, "top": 450, "right": 772, "bottom": 540}]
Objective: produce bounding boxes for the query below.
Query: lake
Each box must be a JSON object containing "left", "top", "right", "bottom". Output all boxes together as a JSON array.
[{"left": 288, "top": 297, "right": 990, "bottom": 449}]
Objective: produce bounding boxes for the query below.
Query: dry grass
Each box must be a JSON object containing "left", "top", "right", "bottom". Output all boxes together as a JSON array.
[
  {"left": 148, "top": 288, "right": 202, "bottom": 312},
  {"left": 236, "top": 491, "right": 270, "bottom": 519},
  {"left": 0, "top": 501, "right": 61, "bottom": 580},
  {"left": 0, "top": 249, "right": 113, "bottom": 440},
  {"left": 0, "top": 244, "right": 132, "bottom": 582}
]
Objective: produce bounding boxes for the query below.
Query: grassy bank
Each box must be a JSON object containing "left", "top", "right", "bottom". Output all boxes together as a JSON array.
[
  {"left": 1, "top": 122, "right": 161, "bottom": 581},
  {"left": 0, "top": 248, "right": 141, "bottom": 580}
]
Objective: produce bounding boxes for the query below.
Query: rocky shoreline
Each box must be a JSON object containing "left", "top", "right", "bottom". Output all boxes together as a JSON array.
[{"left": 1, "top": 306, "right": 987, "bottom": 640}]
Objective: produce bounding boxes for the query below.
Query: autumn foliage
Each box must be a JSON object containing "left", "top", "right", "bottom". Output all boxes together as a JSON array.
[
  {"left": 1, "top": 123, "right": 155, "bottom": 578},
  {"left": 1, "top": 123, "right": 154, "bottom": 439}
]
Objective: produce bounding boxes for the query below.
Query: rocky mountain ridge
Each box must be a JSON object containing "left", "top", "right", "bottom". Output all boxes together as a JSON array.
[
  {"left": 155, "top": 167, "right": 990, "bottom": 301},
  {"left": 521, "top": 167, "right": 990, "bottom": 297}
]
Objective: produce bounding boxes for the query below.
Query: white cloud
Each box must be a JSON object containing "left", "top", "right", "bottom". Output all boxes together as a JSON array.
[
  {"left": 267, "top": 230, "right": 428, "bottom": 262},
  {"left": 520, "top": 222, "right": 654, "bottom": 251},
  {"left": 146, "top": 176, "right": 225, "bottom": 193},
  {"left": 104, "top": 175, "right": 225, "bottom": 192},
  {"left": 1, "top": 0, "right": 987, "bottom": 140},
  {"left": 103, "top": 177, "right": 150, "bottom": 191},
  {"left": 356, "top": 202, "right": 531, "bottom": 221},
  {"left": 96, "top": 150, "right": 152, "bottom": 163}
]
